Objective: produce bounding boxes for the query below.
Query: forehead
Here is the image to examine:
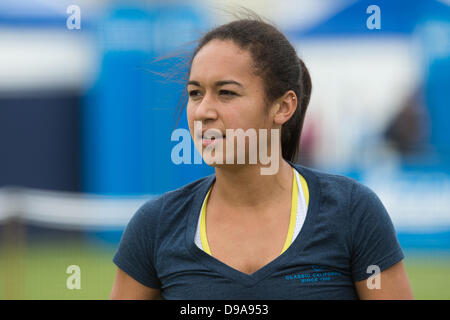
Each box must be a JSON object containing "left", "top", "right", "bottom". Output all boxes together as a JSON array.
[{"left": 189, "top": 39, "right": 257, "bottom": 83}]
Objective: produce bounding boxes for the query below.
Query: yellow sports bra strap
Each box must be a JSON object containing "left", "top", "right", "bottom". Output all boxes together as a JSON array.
[
  {"left": 280, "top": 167, "right": 298, "bottom": 254},
  {"left": 200, "top": 187, "right": 212, "bottom": 255}
]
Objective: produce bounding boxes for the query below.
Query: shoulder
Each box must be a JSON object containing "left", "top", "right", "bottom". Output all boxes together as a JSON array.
[
  {"left": 291, "top": 163, "right": 403, "bottom": 273},
  {"left": 291, "top": 162, "right": 383, "bottom": 215},
  {"left": 292, "top": 163, "right": 359, "bottom": 202}
]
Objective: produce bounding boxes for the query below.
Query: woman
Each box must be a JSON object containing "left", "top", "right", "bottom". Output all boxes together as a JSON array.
[{"left": 110, "top": 16, "right": 413, "bottom": 300}]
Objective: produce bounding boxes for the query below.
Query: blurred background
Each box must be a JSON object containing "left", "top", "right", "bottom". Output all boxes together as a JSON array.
[{"left": 0, "top": 0, "right": 449, "bottom": 299}]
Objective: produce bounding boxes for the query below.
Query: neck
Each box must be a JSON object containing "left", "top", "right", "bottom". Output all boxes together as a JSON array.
[{"left": 212, "top": 158, "right": 293, "bottom": 209}]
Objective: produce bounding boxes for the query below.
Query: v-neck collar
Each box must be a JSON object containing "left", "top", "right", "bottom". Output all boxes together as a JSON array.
[
  {"left": 184, "top": 161, "right": 321, "bottom": 287},
  {"left": 198, "top": 167, "right": 299, "bottom": 256}
]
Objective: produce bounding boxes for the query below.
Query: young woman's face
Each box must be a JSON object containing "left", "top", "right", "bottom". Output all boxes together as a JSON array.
[{"left": 187, "top": 39, "right": 276, "bottom": 166}]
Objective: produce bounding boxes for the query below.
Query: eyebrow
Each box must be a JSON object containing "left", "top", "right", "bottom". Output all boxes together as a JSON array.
[{"left": 187, "top": 80, "right": 243, "bottom": 88}]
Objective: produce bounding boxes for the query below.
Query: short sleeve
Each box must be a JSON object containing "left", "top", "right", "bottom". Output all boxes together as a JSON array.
[
  {"left": 349, "top": 182, "right": 405, "bottom": 282},
  {"left": 112, "top": 198, "right": 162, "bottom": 289}
]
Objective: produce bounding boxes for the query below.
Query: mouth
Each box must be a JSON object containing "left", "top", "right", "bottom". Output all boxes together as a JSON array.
[
  {"left": 202, "top": 135, "right": 226, "bottom": 140},
  {"left": 197, "top": 128, "right": 225, "bottom": 141},
  {"left": 200, "top": 134, "right": 226, "bottom": 147}
]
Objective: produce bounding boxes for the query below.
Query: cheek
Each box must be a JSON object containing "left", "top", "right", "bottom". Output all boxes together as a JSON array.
[
  {"left": 231, "top": 105, "right": 267, "bottom": 131},
  {"left": 186, "top": 103, "right": 195, "bottom": 133}
]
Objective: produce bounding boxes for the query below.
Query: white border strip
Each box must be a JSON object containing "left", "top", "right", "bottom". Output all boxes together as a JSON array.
[
  {"left": 1, "top": 182, "right": 449, "bottom": 232},
  {"left": 0, "top": 187, "right": 152, "bottom": 230}
]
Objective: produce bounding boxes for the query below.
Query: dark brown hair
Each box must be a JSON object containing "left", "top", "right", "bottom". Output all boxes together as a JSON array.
[{"left": 170, "top": 10, "right": 312, "bottom": 162}]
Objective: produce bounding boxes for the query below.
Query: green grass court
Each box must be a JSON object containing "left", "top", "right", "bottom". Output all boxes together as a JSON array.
[{"left": 1, "top": 241, "right": 449, "bottom": 300}]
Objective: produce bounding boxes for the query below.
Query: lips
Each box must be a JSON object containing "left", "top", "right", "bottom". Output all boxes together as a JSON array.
[
  {"left": 202, "top": 134, "right": 226, "bottom": 140},
  {"left": 197, "top": 128, "right": 225, "bottom": 140},
  {"left": 201, "top": 135, "right": 225, "bottom": 145},
  {"left": 203, "top": 136, "right": 221, "bottom": 141},
  {"left": 198, "top": 129, "right": 225, "bottom": 147}
]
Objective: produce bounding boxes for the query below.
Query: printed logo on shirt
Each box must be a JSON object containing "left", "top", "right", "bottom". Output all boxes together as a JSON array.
[{"left": 284, "top": 266, "right": 342, "bottom": 284}]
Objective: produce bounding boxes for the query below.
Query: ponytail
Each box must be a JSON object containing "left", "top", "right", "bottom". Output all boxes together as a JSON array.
[{"left": 281, "top": 58, "right": 312, "bottom": 162}]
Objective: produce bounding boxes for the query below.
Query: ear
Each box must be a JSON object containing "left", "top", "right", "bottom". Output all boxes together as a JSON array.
[{"left": 272, "top": 90, "right": 298, "bottom": 126}]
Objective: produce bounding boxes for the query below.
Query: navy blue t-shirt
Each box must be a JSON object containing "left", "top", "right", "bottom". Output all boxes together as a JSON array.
[{"left": 112, "top": 162, "right": 404, "bottom": 299}]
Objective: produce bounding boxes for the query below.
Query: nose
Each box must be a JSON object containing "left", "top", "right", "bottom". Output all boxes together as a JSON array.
[{"left": 194, "top": 92, "right": 218, "bottom": 122}]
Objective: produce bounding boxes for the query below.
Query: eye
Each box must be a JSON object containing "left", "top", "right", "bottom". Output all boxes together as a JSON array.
[
  {"left": 219, "top": 90, "right": 236, "bottom": 96},
  {"left": 188, "top": 90, "right": 201, "bottom": 98}
]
